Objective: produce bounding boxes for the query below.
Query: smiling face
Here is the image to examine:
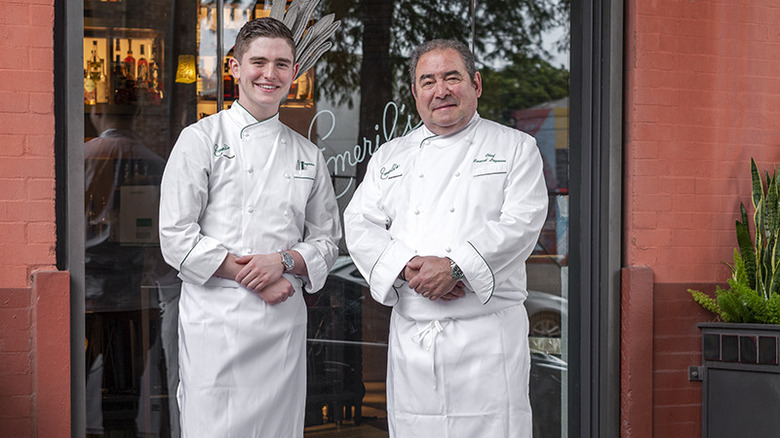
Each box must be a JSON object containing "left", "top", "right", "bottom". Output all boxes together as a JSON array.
[
  {"left": 230, "top": 36, "right": 299, "bottom": 121},
  {"left": 412, "top": 48, "right": 482, "bottom": 136}
]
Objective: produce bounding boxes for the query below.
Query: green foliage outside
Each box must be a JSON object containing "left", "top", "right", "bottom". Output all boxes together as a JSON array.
[
  {"left": 478, "top": 54, "right": 570, "bottom": 126},
  {"left": 689, "top": 159, "right": 780, "bottom": 324}
]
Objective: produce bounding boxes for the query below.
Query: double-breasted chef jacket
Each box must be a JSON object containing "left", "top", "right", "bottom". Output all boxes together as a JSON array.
[
  {"left": 159, "top": 102, "right": 341, "bottom": 437},
  {"left": 344, "top": 113, "right": 548, "bottom": 437}
]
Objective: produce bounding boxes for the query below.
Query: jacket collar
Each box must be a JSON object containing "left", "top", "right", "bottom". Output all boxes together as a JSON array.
[
  {"left": 416, "top": 112, "right": 481, "bottom": 147},
  {"left": 228, "top": 102, "right": 283, "bottom": 138}
]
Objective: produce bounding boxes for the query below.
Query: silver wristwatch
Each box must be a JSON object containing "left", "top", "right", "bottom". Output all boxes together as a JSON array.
[
  {"left": 279, "top": 250, "right": 294, "bottom": 272},
  {"left": 449, "top": 258, "right": 465, "bottom": 280}
]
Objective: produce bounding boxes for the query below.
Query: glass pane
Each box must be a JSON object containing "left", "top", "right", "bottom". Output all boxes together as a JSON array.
[
  {"left": 84, "top": 0, "right": 190, "bottom": 436},
  {"left": 82, "top": 0, "right": 569, "bottom": 437}
]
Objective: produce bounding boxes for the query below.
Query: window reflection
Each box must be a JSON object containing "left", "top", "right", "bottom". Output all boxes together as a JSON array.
[{"left": 82, "top": 1, "right": 569, "bottom": 437}]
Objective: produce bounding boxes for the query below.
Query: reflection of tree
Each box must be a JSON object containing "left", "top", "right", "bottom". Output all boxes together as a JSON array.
[
  {"left": 479, "top": 54, "right": 569, "bottom": 126},
  {"left": 315, "top": 0, "right": 570, "bottom": 182}
]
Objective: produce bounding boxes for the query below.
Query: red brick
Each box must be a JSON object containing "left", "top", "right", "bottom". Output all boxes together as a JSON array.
[
  {"left": 0, "top": 417, "right": 34, "bottom": 438},
  {"left": 0, "top": 266, "right": 32, "bottom": 289},
  {"left": 0, "top": 395, "right": 33, "bottom": 418},
  {"left": 654, "top": 387, "right": 701, "bottom": 406},
  {"left": 0, "top": 352, "right": 31, "bottom": 374},
  {"left": 28, "top": 47, "right": 52, "bottom": 71},
  {"left": 26, "top": 135, "right": 53, "bottom": 156},
  {"left": 0, "top": 91, "right": 29, "bottom": 113},
  {"left": 0, "top": 307, "right": 32, "bottom": 331},
  {"left": 27, "top": 222, "right": 55, "bottom": 243},
  {"left": 28, "top": 92, "right": 52, "bottom": 114},
  {"left": 0, "top": 373, "right": 32, "bottom": 396},
  {"left": 0, "top": 200, "right": 54, "bottom": 222},
  {"left": 0, "top": 223, "right": 26, "bottom": 243},
  {"left": 27, "top": 178, "right": 54, "bottom": 201},
  {"left": 0, "top": 4, "right": 29, "bottom": 26},
  {"left": 29, "top": 5, "right": 54, "bottom": 27},
  {"left": 0, "top": 156, "right": 54, "bottom": 178},
  {"left": 0, "top": 113, "right": 54, "bottom": 135},
  {"left": 0, "top": 288, "right": 31, "bottom": 308},
  {"left": 0, "top": 330, "right": 31, "bottom": 353},
  {"left": 0, "top": 179, "right": 26, "bottom": 198},
  {"left": 0, "top": 71, "right": 52, "bottom": 94}
]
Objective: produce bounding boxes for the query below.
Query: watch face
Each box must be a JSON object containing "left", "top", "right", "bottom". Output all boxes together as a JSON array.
[{"left": 281, "top": 251, "right": 294, "bottom": 272}]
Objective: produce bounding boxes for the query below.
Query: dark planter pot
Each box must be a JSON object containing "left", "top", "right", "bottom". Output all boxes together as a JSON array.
[{"left": 698, "top": 322, "right": 780, "bottom": 438}]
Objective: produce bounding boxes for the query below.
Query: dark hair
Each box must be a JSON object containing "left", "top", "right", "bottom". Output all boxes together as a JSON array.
[
  {"left": 233, "top": 17, "right": 295, "bottom": 63},
  {"left": 408, "top": 39, "right": 477, "bottom": 86}
]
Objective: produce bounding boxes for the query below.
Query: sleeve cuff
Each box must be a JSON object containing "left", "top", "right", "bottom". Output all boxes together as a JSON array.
[
  {"left": 291, "top": 242, "right": 327, "bottom": 293},
  {"left": 369, "top": 240, "right": 417, "bottom": 306},
  {"left": 450, "top": 241, "right": 495, "bottom": 304},
  {"left": 179, "top": 236, "right": 228, "bottom": 285}
]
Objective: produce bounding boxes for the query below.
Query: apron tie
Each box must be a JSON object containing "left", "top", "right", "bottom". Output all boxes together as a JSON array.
[{"left": 412, "top": 320, "right": 444, "bottom": 389}]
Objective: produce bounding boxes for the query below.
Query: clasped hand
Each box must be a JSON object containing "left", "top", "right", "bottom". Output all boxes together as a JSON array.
[
  {"left": 216, "top": 253, "right": 294, "bottom": 305},
  {"left": 405, "top": 256, "right": 466, "bottom": 301}
]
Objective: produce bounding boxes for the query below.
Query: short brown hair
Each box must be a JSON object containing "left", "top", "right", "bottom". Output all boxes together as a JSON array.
[{"left": 233, "top": 17, "right": 295, "bottom": 63}]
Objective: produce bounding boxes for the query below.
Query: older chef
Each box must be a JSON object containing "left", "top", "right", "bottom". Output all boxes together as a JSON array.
[
  {"left": 344, "top": 39, "right": 548, "bottom": 438},
  {"left": 159, "top": 18, "right": 340, "bottom": 436}
]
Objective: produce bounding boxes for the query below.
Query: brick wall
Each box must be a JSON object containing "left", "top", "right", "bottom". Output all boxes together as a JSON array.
[
  {"left": 0, "top": 0, "right": 61, "bottom": 436},
  {"left": 624, "top": 0, "right": 780, "bottom": 437},
  {"left": 0, "top": 0, "right": 57, "bottom": 286}
]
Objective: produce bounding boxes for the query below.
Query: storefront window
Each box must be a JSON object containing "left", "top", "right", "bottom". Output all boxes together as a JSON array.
[{"left": 81, "top": 0, "right": 569, "bottom": 436}]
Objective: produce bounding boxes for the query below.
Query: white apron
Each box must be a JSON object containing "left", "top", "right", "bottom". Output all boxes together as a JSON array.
[
  {"left": 387, "top": 305, "right": 532, "bottom": 438},
  {"left": 177, "top": 280, "right": 306, "bottom": 437}
]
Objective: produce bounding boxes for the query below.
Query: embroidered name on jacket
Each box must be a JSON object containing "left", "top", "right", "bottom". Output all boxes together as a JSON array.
[
  {"left": 380, "top": 163, "right": 402, "bottom": 180},
  {"left": 473, "top": 153, "right": 506, "bottom": 163},
  {"left": 213, "top": 143, "right": 235, "bottom": 159}
]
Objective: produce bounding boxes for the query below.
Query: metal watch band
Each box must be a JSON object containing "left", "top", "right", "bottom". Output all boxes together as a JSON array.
[
  {"left": 449, "top": 258, "right": 465, "bottom": 280},
  {"left": 279, "top": 250, "right": 294, "bottom": 272}
]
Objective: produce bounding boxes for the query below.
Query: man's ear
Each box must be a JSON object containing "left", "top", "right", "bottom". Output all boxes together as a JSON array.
[
  {"left": 229, "top": 57, "right": 240, "bottom": 79},
  {"left": 293, "top": 63, "right": 300, "bottom": 81},
  {"left": 473, "top": 71, "right": 483, "bottom": 98},
  {"left": 410, "top": 82, "right": 417, "bottom": 98}
]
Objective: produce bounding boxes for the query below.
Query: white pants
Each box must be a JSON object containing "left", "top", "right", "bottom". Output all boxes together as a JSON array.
[{"left": 387, "top": 305, "right": 532, "bottom": 438}]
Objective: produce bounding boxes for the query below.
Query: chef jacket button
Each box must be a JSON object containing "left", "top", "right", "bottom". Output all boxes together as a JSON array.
[
  {"left": 450, "top": 207, "right": 455, "bottom": 212},
  {"left": 247, "top": 207, "right": 254, "bottom": 213},
  {"left": 247, "top": 248, "right": 253, "bottom": 253},
  {"left": 284, "top": 173, "right": 291, "bottom": 179},
  {"left": 445, "top": 247, "right": 452, "bottom": 252},
  {"left": 281, "top": 139, "right": 287, "bottom": 145},
  {"left": 414, "top": 209, "right": 420, "bottom": 215},
  {"left": 283, "top": 210, "right": 289, "bottom": 216},
  {"left": 419, "top": 173, "right": 424, "bottom": 178},
  {"left": 455, "top": 171, "right": 461, "bottom": 177},
  {"left": 413, "top": 250, "right": 418, "bottom": 254},
  {"left": 248, "top": 168, "right": 254, "bottom": 173}
]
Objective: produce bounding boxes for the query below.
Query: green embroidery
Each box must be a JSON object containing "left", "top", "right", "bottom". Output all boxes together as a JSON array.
[
  {"left": 380, "top": 163, "right": 401, "bottom": 180},
  {"left": 213, "top": 143, "right": 235, "bottom": 159},
  {"left": 297, "top": 160, "right": 315, "bottom": 170},
  {"left": 473, "top": 153, "right": 506, "bottom": 163}
]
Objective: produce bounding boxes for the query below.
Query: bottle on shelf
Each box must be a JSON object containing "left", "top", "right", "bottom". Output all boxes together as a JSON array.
[
  {"left": 111, "top": 54, "right": 125, "bottom": 104},
  {"left": 137, "top": 44, "right": 149, "bottom": 87},
  {"left": 123, "top": 39, "right": 136, "bottom": 81},
  {"left": 87, "top": 40, "right": 108, "bottom": 103},
  {"left": 84, "top": 68, "right": 96, "bottom": 105}
]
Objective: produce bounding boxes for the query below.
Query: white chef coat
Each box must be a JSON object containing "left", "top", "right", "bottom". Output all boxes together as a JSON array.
[
  {"left": 344, "top": 112, "right": 547, "bottom": 437},
  {"left": 159, "top": 102, "right": 341, "bottom": 437}
]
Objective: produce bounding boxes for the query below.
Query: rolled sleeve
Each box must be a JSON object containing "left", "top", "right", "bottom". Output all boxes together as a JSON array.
[
  {"left": 368, "top": 239, "right": 417, "bottom": 306},
  {"left": 449, "top": 241, "right": 495, "bottom": 304},
  {"left": 291, "top": 241, "right": 328, "bottom": 293},
  {"left": 178, "top": 236, "right": 229, "bottom": 285}
]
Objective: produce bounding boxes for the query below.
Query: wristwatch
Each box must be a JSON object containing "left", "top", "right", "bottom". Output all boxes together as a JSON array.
[
  {"left": 279, "top": 250, "right": 294, "bottom": 273},
  {"left": 449, "top": 258, "right": 465, "bottom": 280}
]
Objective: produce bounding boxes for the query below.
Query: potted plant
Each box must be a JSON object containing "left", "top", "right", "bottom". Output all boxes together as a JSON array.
[{"left": 688, "top": 158, "right": 780, "bottom": 438}]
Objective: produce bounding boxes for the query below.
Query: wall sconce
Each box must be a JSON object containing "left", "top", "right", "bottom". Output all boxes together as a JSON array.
[{"left": 175, "top": 55, "right": 197, "bottom": 84}]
